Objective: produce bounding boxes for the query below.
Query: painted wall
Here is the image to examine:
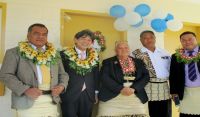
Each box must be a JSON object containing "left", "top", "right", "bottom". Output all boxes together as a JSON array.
[
  {"left": 0, "top": 0, "right": 200, "bottom": 117},
  {"left": 1, "top": 0, "right": 200, "bottom": 51},
  {"left": 164, "top": 25, "right": 200, "bottom": 54},
  {"left": 0, "top": 8, "right": 12, "bottom": 117},
  {"left": 0, "top": 8, "right": 1, "bottom": 41},
  {"left": 0, "top": 64, "right": 13, "bottom": 117}
]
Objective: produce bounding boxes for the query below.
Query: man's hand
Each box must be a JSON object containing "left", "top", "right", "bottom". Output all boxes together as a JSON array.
[
  {"left": 171, "top": 94, "right": 179, "bottom": 99},
  {"left": 130, "top": 88, "right": 135, "bottom": 94},
  {"left": 51, "top": 85, "right": 64, "bottom": 96},
  {"left": 171, "top": 94, "right": 180, "bottom": 106},
  {"left": 24, "top": 88, "right": 42, "bottom": 100},
  {"left": 120, "top": 87, "right": 134, "bottom": 96}
]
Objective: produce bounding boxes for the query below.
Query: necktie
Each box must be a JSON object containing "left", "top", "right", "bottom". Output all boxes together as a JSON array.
[
  {"left": 37, "top": 47, "right": 44, "bottom": 53},
  {"left": 40, "top": 64, "right": 51, "bottom": 84},
  {"left": 188, "top": 51, "right": 197, "bottom": 82},
  {"left": 80, "top": 52, "right": 85, "bottom": 60},
  {"left": 37, "top": 48, "right": 51, "bottom": 84},
  {"left": 80, "top": 52, "right": 86, "bottom": 91}
]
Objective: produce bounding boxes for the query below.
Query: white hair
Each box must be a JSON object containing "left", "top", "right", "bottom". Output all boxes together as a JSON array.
[{"left": 115, "top": 41, "right": 129, "bottom": 49}]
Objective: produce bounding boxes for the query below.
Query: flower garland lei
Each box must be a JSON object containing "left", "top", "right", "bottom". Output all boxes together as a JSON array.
[
  {"left": 18, "top": 41, "right": 59, "bottom": 66},
  {"left": 93, "top": 31, "right": 106, "bottom": 52},
  {"left": 63, "top": 47, "right": 99, "bottom": 75},
  {"left": 175, "top": 48, "right": 200, "bottom": 64}
]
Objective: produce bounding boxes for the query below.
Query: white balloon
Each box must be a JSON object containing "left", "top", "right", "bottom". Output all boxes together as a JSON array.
[
  {"left": 153, "top": 10, "right": 168, "bottom": 19},
  {"left": 124, "top": 12, "right": 142, "bottom": 25},
  {"left": 167, "top": 19, "right": 183, "bottom": 31},
  {"left": 141, "top": 18, "right": 152, "bottom": 28},
  {"left": 114, "top": 18, "right": 130, "bottom": 31}
]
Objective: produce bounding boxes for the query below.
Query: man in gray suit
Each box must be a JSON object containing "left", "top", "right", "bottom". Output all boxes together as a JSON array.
[{"left": 0, "top": 23, "right": 68, "bottom": 117}]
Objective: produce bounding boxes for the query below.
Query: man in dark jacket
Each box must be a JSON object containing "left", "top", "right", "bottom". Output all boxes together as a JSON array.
[
  {"left": 169, "top": 31, "right": 200, "bottom": 117},
  {"left": 60, "top": 29, "right": 99, "bottom": 117}
]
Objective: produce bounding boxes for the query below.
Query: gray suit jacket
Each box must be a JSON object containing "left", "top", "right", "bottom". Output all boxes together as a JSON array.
[{"left": 0, "top": 47, "right": 69, "bottom": 109}]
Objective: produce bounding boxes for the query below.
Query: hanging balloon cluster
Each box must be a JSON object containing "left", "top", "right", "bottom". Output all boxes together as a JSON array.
[{"left": 109, "top": 4, "right": 183, "bottom": 32}]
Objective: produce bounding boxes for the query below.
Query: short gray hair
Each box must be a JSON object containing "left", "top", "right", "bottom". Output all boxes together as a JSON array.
[{"left": 115, "top": 41, "right": 129, "bottom": 49}]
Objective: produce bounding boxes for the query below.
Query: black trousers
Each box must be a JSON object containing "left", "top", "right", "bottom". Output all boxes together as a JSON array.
[
  {"left": 61, "top": 90, "right": 93, "bottom": 117},
  {"left": 180, "top": 113, "right": 200, "bottom": 117},
  {"left": 148, "top": 99, "right": 171, "bottom": 117}
]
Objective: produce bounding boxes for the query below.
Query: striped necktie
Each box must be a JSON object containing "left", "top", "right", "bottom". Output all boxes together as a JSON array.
[{"left": 188, "top": 51, "right": 197, "bottom": 82}]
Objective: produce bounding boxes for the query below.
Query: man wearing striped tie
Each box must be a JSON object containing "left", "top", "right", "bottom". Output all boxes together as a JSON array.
[{"left": 169, "top": 31, "right": 200, "bottom": 117}]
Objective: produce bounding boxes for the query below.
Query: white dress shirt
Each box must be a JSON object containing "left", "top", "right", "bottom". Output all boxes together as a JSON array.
[
  {"left": 75, "top": 47, "right": 87, "bottom": 91},
  {"left": 30, "top": 44, "right": 46, "bottom": 84},
  {"left": 75, "top": 46, "right": 86, "bottom": 59},
  {"left": 141, "top": 47, "right": 171, "bottom": 79},
  {"left": 75, "top": 47, "right": 99, "bottom": 94}
]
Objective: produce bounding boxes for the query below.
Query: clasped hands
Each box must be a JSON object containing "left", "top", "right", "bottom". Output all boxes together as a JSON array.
[
  {"left": 24, "top": 85, "right": 64, "bottom": 100},
  {"left": 120, "top": 87, "right": 135, "bottom": 96}
]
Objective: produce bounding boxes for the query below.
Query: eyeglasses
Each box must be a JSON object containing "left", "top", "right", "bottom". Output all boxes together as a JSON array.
[{"left": 32, "top": 32, "right": 48, "bottom": 38}]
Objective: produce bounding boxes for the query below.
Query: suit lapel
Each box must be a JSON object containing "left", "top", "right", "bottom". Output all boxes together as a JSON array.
[
  {"left": 112, "top": 56, "right": 124, "bottom": 81},
  {"left": 130, "top": 57, "right": 140, "bottom": 80},
  {"left": 50, "top": 64, "right": 56, "bottom": 79},
  {"left": 197, "top": 61, "right": 200, "bottom": 73},
  {"left": 27, "top": 60, "right": 38, "bottom": 79},
  {"left": 179, "top": 62, "right": 185, "bottom": 82},
  {"left": 50, "top": 64, "right": 55, "bottom": 88},
  {"left": 197, "top": 46, "right": 200, "bottom": 73}
]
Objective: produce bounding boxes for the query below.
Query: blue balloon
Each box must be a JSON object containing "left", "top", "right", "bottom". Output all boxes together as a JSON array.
[
  {"left": 165, "top": 13, "right": 174, "bottom": 21},
  {"left": 132, "top": 19, "right": 143, "bottom": 28},
  {"left": 109, "top": 5, "right": 126, "bottom": 18},
  {"left": 151, "top": 19, "right": 167, "bottom": 32},
  {"left": 134, "top": 4, "right": 151, "bottom": 17}
]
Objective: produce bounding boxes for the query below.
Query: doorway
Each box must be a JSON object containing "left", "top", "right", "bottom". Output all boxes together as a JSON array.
[{"left": 60, "top": 9, "right": 126, "bottom": 60}]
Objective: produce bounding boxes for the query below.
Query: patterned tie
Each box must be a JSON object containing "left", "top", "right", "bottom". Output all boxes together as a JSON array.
[
  {"left": 188, "top": 51, "right": 197, "bottom": 82},
  {"left": 40, "top": 64, "right": 51, "bottom": 84},
  {"left": 37, "top": 48, "right": 51, "bottom": 85},
  {"left": 37, "top": 47, "right": 44, "bottom": 53},
  {"left": 79, "top": 51, "right": 86, "bottom": 91},
  {"left": 80, "top": 52, "right": 85, "bottom": 60}
]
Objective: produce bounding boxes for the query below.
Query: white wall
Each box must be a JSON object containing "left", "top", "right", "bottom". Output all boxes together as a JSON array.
[
  {"left": 1, "top": 0, "right": 200, "bottom": 50},
  {"left": 0, "top": 8, "right": 11, "bottom": 117},
  {"left": 0, "top": 8, "right": 1, "bottom": 39},
  {"left": 127, "top": 24, "right": 164, "bottom": 52},
  {"left": 0, "top": 63, "right": 13, "bottom": 117},
  {"left": 0, "top": 0, "right": 200, "bottom": 117}
]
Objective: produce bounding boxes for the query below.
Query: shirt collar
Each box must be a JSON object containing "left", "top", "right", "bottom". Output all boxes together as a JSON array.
[
  {"left": 75, "top": 46, "right": 86, "bottom": 54},
  {"left": 30, "top": 43, "right": 46, "bottom": 51},
  {"left": 141, "top": 47, "right": 161, "bottom": 53},
  {"left": 184, "top": 46, "right": 199, "bottom": 54}
]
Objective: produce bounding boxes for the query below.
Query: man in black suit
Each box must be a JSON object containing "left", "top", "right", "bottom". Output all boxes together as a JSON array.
[
  {"left": 60, "top": 29, "right": 99, "bottom": 117},
  {"left": 170, "top": 31, "right": 200, "bottom": 117}
]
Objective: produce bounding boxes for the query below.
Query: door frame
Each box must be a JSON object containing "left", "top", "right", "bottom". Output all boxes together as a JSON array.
[
  {"left": 0, "top": 2, "right": 6, "bottom": 63},
  {"left": 60, "top": 9, "right": 127, "bottom": 47}
]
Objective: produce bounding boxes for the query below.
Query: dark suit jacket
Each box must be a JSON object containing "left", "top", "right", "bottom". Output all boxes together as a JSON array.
[
  {"left": 98, "top": 56, "right": 149, "bottom": 104},
  {"left": 60, "top": 50, "right": 99, "bottom": 103},
  {"left": 169, "top": 54, "right": 200, "bottom": 100}
]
